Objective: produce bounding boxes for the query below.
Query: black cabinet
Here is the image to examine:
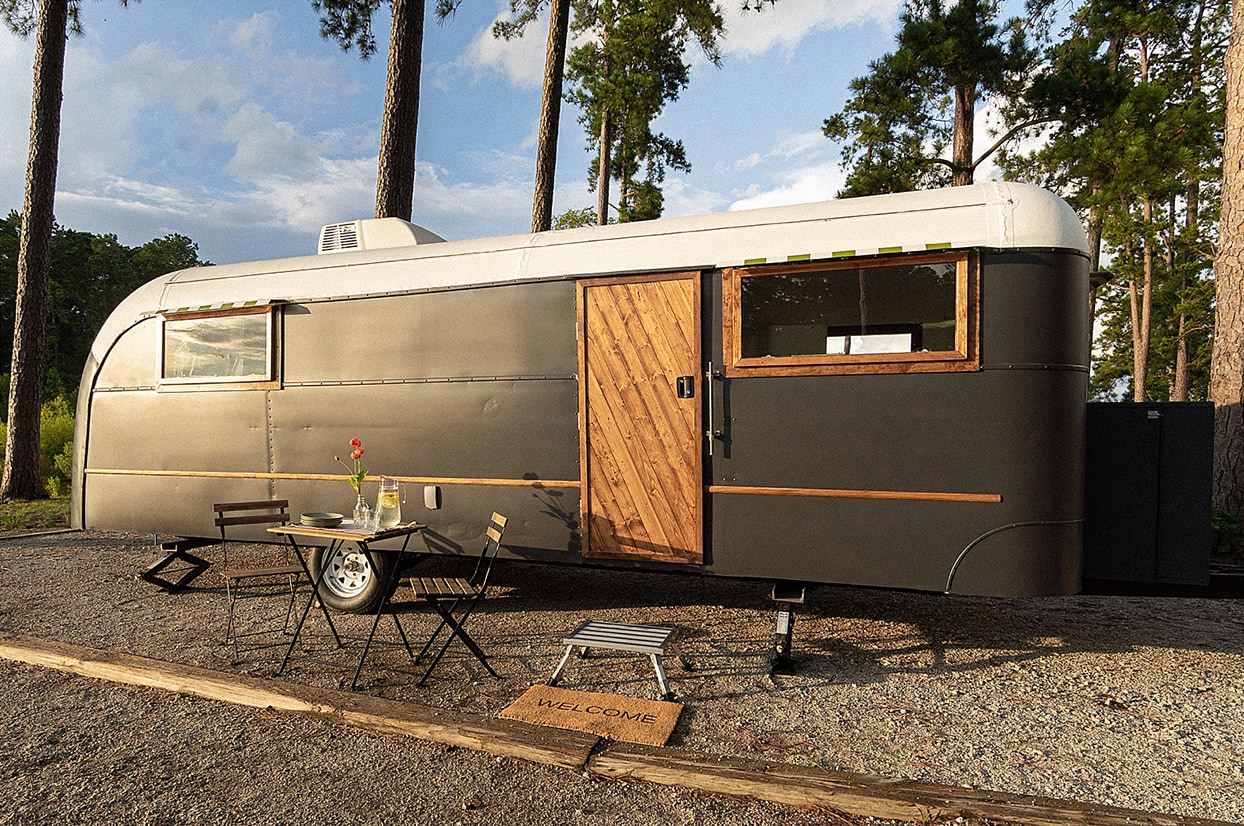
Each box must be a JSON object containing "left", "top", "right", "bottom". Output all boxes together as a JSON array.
[{"left": 1084, "top": 402, "right": 1212, "bottom": 585}]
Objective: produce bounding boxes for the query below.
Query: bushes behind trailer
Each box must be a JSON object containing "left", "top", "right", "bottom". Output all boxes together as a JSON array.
[{"left": 0, "top": 392, "right": 75, "bottom": 497}]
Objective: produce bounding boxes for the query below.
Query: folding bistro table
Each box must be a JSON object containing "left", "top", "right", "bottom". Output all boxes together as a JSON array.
[{"left": 268, "top": 520, "right": 425, "bottom": 688}]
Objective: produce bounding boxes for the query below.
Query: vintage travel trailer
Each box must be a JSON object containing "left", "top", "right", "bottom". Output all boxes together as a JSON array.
[{"left": 72, "top": 181, "right": 1093, "bottom": 611}]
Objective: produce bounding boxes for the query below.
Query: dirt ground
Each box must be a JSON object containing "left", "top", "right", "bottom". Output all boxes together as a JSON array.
[{"left": 2, "top": 529, "right": 1242, "bottom": 825}]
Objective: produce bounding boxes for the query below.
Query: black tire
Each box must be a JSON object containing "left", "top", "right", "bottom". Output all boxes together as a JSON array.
[{"left": 307, "top": 544, "right": 396, "bottom": 614}]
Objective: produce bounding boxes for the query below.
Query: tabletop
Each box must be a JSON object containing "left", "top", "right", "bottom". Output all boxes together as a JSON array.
[{"left": 267, "top": 521, "right": 426, "bottom": 542}]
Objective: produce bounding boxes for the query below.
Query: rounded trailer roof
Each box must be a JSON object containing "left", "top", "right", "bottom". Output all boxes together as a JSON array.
[{"left": 139, "top": 181, "right": 1088, "bottom": 320}]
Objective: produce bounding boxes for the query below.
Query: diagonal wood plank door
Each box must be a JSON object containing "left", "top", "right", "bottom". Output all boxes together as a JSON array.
[{"left": 579, "top": 273, "right": 703, "bottom": 563}]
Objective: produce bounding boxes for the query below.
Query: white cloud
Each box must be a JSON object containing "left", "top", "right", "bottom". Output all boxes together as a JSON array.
[
  {"left": 769, "top": 129, "right": 829, "bottom": 159},
  {"left": 728, "top": 160, "right": 845, "bottom": 211},
  {"left": 659, "top": 178, "right": 730, "bottom": 218},
  {"left": 720, "top": 0, "right": 901, "bottom": 59},
  {"left": 411, "top": 159, "right": 532, "bottom": 232},
  {"left": 223, "top": 103, "right": 320, "bottom": 180},
  {"left": 734, "top": 152, "right": 762, "bottom": 171},
  {"left": 456, "top": 5, "right": 549, "bottom": 90}
]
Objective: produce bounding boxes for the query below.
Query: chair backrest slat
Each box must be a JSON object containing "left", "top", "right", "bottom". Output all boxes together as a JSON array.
[
  {"left": 471, "top": 513, "right": 507, "bottom": 590},
  {"left": 214, "top": 500, "right": 289, "bottom": 513},
  {"left": 215, "top": 512, "right": 290, "bottom": 528},
  {"left": 214, "top": 501, "right": 294, "bottom": 569}
]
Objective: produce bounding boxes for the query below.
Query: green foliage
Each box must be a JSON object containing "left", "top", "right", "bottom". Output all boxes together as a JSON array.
[
  {"left": 0, "top": 496, "right": 68, "bottom": 532},
  {"left": 0, "top": 392, "right": 75, "bottom": 496},
  {"left": 38, "top": 394, "right": 74, "bottom": 496},
  {"left": 553, "top": 207, "right": 603, "bottom": 229},
  {"left": 311, "top": 0, "right": 384, "bottom": 58},
  {"left": 1003, "top": 0, "right": 1227, "bottom": 402},
  {"left": 565, "top": 0, "right": 723, "bottom": 222},
  {"left": 0, "top": 211, "right": 207, "bottom": 406},
  {"left": 1, "top": 0, "right": 84, "bottom": 37},
  {"left": 823, "top": 0, "right": 1034, "bottom": 196}
]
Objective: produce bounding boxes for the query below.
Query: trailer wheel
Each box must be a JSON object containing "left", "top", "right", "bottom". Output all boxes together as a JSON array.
[{"left": 308, "top": 544, "right": 396, "bottom": 614}]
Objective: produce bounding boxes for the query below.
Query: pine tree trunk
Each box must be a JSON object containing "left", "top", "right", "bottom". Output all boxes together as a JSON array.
[
  {"left": 2, "top": 0, "right": 69, "bottom": 501},
  {"left": 1174, "top": 311, "right": 1190, "bottom": 402},
  {"left": 951, "top": 84, "right": 974, "bottom": 186},
  {"left": 530, "top": 0, "right": 570, "bottom": 233},
  {"left": 1132, "top": 218, "right": 1155, "bottom": 403},
  {"left": 596, "top": 109, "right": 612, "bottom": 226},
  {"left": 1210, "top": 0, "right": 1244, "bottom": 550},
  {"left": 375, "top": 0, "right": 424, "bottom": 221},
  {"left": 1173, "top": 192, "right": 1192, "bottom": 403}
]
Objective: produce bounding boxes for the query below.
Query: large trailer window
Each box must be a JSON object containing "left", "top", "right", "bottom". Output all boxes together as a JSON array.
[
  {"left": 159, "top": 306, "right": 278, "bottom": 388},
  {"left": 724, "top": 252, "right": 977, "bottom": 376}
]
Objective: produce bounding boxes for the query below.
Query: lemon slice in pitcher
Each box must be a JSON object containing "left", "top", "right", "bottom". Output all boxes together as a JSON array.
[{"left": 380, "top": 492, "right": 399, "bottom": 509}]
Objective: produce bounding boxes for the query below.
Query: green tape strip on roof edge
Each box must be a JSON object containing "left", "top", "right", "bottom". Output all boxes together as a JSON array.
[
  {"left": 878, "top": 246, "right": 903, "bottom": 255},
  {"left": 925, "top": 242, "right": 953, "bottom": 250},
  {"left": 786, "top": 254, "right": 811, "bottom": 262},
  {"left": 743, "top": 257, "right": 767, "bottom": 265},
  {"left": 831, "top": 250, "right": 856, "bottom": 258}
]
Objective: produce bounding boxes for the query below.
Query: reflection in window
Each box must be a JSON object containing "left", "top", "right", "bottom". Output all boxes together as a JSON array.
[
  {"left": 162, "top": 310, "right": 273, "bottom": 382},
  {"left": 739, "top": 260, "right": 960, "bottom": 359}
]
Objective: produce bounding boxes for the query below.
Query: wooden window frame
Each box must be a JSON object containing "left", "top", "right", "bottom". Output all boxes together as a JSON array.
[
  {"left": 158, "top": 304, "right": 281, "bottom": 391},
  {"left": 723, "top": 251, "right": 979, "bottom": 377}
]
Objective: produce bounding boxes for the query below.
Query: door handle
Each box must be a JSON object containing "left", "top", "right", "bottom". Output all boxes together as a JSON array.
[
  {"left": 704, "top": 362, "right": 723, "bottom": 456},
  {"left": 676, "top": 376, "right": 695, "bottom": 399}
]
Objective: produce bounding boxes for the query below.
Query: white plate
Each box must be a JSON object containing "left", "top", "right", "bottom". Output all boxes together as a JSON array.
[{"left": 300, "top": 512, "right": 343, "bottom": 527}]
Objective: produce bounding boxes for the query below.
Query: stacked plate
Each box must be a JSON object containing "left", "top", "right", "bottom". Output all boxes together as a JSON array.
[{"left": 300, "top": 512, "right": 343, "bottom": 528}]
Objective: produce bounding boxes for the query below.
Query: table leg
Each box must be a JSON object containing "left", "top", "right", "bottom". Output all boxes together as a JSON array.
[
  {"left": 278, "top": 538, "right": 343, "bottom": 676},
  {"left": 350, "top": 536, "right": 414, "bottom": 690}
]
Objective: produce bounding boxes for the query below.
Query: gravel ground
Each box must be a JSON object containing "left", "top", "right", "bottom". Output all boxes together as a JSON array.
[{"left": 1, "top": 529, "right": 1242, "bottom": 825}]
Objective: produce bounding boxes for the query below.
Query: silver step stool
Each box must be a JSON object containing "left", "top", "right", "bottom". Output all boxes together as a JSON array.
[{"left": 548, "top": 620, "right": 691, "bottom": 701}]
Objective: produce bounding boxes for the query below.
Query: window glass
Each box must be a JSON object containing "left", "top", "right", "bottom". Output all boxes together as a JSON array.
[
  {"left": 726, "top": 253, "right": 975, "bottom": 375},
  {"left": 739, "top": 260, "right": 959, "bottom": 359},
  {"left": 161, "top": 309, "right": 273, "bottom": 383}
]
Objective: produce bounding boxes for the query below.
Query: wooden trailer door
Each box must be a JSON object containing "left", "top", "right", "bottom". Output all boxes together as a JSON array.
[{"left": 579, "top": 273, "right": 703, "bottom": 563}]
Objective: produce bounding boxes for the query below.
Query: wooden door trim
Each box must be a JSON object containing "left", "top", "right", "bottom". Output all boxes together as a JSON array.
[{"left": 577, "top": 272, "right": 704, "bottom": 563}]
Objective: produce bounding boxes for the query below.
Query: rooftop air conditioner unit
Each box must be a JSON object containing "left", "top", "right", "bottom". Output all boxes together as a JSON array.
[{"left": 318, "top": 218, "right": 445, "bottom": 254}]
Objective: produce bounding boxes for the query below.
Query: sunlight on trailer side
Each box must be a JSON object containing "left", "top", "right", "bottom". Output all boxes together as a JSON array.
[{"left": 73, "top": 182, "right": 1089, "bottom": 606}]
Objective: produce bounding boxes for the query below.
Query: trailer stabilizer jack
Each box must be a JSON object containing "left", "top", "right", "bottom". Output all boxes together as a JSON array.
[{"left": 769, "top": 582, "right": 807, "bottom": 676}]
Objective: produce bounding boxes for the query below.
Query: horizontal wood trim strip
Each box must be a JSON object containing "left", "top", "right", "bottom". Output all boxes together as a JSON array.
[
  {"left": 707, "top": 484, "right": 1002, "bottom": 504},
  {"left": 86, "top": 468, "right": 580, "bottom": 489}
]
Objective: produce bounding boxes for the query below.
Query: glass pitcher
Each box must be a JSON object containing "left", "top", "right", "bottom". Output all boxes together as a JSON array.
[{"left": 375, "top": 476, "right": 405, "bottom": 529}]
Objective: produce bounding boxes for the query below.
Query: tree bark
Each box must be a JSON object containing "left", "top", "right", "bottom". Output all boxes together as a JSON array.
[
  {"left": 596, "top": 108, "right": 612, "bottom": 226},
  {"left": 531, "top": 0, "right": 570, "bottom": 234},
  {"left": 1210, "top": 0, "right": 1244, "bottom": 547},
  {"left": 3, "top": 0, "right": 69, "bottom": 501},
  {"left": 375, "top": 0, "right": 424, "bottom": 221},
  {"left": 951, "top": 83, "right": 974, "bottom": 186},
  {"left": 1131, "top": 209, "right": 1155, "bottom": 403}
]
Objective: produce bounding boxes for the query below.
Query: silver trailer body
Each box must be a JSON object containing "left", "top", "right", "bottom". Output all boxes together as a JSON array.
[{"left": 72, "top": 182, "right": 1090, "bottom": 597}]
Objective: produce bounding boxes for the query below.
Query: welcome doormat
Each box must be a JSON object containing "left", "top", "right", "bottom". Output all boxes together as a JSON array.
[{"left": 499, "top": 684, "right": 682, "bottom": 746}]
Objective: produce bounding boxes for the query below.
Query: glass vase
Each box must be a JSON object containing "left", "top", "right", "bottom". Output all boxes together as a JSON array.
[{"left": 353, "top": 492, "right": 370, "bottom": 527}]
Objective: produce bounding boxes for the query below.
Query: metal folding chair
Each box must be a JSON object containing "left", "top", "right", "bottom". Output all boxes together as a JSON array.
[
  {"left": 214, "top": 500, "right": 304, "bottom": 654},
  {"left": 403, "top": 512, "right": 507, "bottom": 685}
]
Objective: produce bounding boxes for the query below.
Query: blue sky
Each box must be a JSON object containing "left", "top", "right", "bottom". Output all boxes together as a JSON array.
[{"left": 1, "top": 1, "right": 919, "bottom": 265}]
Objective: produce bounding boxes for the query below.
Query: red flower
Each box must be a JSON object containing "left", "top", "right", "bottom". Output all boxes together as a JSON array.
[{"left": 336, "top": 437, "right": 369, "bottom": 493}]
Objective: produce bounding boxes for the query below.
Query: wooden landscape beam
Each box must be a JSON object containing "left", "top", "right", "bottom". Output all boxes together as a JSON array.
[
  {"left": 0, "top": 632, "right": 1234, "bottom": 826},
  {"left": 0, "top": 632, "right": 597, "bottom": 771}
]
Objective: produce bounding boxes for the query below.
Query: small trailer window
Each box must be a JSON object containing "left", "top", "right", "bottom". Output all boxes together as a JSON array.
[
  {"left": 159, "top": 306, "right": 278, "bottom": 388},
  {"left": 724, "top": 252, "right": 977, "bottom": 376}
]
